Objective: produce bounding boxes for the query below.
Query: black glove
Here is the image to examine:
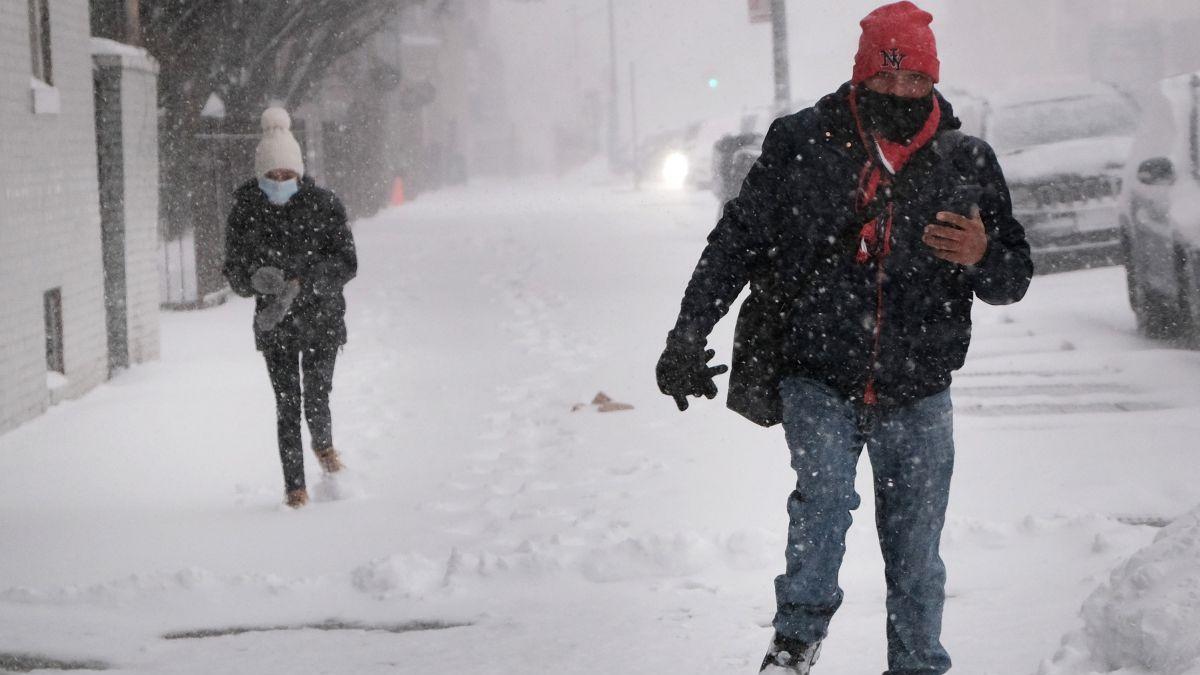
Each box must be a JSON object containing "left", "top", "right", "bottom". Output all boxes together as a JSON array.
[
  {"left": 251, "top": 266, "right": 288, "bottom": 295},
  {"left": 656, "top": 344, "right": 728, "bottom": 411}
]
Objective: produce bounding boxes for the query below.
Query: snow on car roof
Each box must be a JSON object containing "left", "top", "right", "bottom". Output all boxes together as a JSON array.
[{"left": 987, "top": 79, "right": 1127, "bottom": 108}]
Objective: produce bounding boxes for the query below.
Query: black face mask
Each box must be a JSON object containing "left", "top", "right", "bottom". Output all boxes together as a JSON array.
[{"left": 856, "top": 89, "right": 935, "bottom": 143}]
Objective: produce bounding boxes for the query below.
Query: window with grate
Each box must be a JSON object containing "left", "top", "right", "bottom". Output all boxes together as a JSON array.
[{"left": 45, "top": 288, "right": 64, "bottom": 374}]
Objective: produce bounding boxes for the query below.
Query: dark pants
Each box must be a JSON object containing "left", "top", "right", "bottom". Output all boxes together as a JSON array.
[
  {"left": 775, "top": 377, "right": 954, "bottom": 675},
  {"left": 263, "top": 344, "right": 338, "bottom": 492}
]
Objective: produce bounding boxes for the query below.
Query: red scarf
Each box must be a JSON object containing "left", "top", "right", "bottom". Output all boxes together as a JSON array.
[{"left": 847, "top": 89, "right": 942, "bottom": 264}]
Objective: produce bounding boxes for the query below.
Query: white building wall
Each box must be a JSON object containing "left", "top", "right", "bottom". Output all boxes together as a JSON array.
[
  {"left": 101, "top": 48, "right": 161, "bottom": 365},
  {"left": 0, "top": 0, "right": 107, "bottom": 434}
]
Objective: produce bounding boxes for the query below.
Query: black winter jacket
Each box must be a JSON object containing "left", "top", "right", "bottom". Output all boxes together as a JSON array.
[
  {"left": 223, "top": 177, "right": 357, "bottom": 351},
  {"left": 668, "top": 84, "right": 1033, "bottom": 426}
]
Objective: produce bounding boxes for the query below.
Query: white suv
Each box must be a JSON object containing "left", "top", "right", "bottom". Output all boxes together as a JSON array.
[
  {"left": 1119, "top": 72, "right": 1200, "bottom": 346},
  {"left": 987, "top": 82, "right": 1138, "bottom": 270}
]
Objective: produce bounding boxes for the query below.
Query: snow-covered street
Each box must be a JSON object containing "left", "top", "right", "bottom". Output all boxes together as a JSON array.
[{"left": 2, "top": 179, "right": 1199, "bottom": 674}]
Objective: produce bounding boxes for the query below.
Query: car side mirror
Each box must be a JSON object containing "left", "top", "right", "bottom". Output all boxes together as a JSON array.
[{"left": 1137, "top": 157, "right": 1176, "bottom": 186}]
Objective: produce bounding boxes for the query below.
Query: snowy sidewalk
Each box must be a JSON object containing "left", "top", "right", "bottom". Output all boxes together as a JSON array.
[{"left": 1, "top": 180, "right": 1199, "bottom": 674}]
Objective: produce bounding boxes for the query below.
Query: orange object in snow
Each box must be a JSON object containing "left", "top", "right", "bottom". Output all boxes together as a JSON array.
[{"left": 390, "top": 177, "right": 406, "bottom": 206}]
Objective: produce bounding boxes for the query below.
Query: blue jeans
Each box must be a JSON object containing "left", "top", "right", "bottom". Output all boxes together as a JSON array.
[{"left": 774, "top": 377, "right": 954, "bottom": 675}]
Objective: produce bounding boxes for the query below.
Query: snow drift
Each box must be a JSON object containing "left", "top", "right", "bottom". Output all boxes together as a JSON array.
[{"left": 1040, "top": 504, "right": 1200, "bottom": 675}]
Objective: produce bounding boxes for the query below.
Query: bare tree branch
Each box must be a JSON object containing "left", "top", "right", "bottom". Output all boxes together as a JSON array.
[{"left": 139, "top": 0, "right": 421, "bottom": 228}]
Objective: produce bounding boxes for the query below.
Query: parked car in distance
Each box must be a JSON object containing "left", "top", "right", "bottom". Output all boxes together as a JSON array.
[
  {"left": 987, "top": 82, "right": 1138, "bottom": 270},
  {"left": 638, "top": 128, "right": 691, "bottom": 187},
  {"left": 1119, "top": 71, "right": 1200, "bottom": 346},
  {"left": 709, "top": 102, "right": 816, "bottom": 205},
  {"left": 638, "top": 112, "right": 756, "bottom": 190},
  {"left": 712, "top": 131, "right": 763, "bottom": 204},
  {"left": 688, "top": 116, "right": 741, "bottom": 190}
]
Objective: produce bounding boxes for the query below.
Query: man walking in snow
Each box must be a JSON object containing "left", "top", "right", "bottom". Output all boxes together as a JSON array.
[{"left": 656, "top": 3, "right": 1032, "bottom": 673}]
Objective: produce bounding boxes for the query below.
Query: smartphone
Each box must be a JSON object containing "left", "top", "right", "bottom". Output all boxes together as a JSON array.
[
  {"left": 945, "top": 182, "right": 984, "bottom": 213},
  {"left": 944, "top": 185, "right": 984, "bottom": 225}
]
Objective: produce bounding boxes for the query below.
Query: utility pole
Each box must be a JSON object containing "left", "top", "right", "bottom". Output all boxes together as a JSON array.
[
  {"left": 569, "top": 2, "right": 579, "bottom": 95},
  {"left": 771, "top": 0, "right": 791, "bottom": 112},
  {"left": 630, "top": 61, "right": 640, "bottom": 189},
  {"left": 124, "top": 0, "right": 141, "bottom": 45},
  {"left": 607, "top": 0, "right": 620, "bottom": 173}
]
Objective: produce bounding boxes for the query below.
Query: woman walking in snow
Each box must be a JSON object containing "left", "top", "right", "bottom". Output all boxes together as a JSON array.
[{"left": 223, "top": 107, "right": 357, "bottom": 509}]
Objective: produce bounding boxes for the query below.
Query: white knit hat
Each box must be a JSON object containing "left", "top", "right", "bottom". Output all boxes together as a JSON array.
[{"left": 254, "top": 107, "right": 305, "bottom": 177}]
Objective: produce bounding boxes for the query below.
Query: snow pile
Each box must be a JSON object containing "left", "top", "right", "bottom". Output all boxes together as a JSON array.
[
  {"left": 1040, "top": 505, "right": 1200, "bottom": 675},
  {"left": 0, "top": 568, "right": 302, "bottom": 606},
  {"left": 450, "top": 530, "right": 777, "bottom": 587},
  {"left": 580, "top": 532, "right": 720, "bottom": 582},
  {"left": 90, "top": 37, "right": 150, "bottom": 59},
  {"left": 578, "top": 529, "right": 778, "bottom": 582},
  {"left": 350, "top": 553, "right": 448, "bottom": 599}
]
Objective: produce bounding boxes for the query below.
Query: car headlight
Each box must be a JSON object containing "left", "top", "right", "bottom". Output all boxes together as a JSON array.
[{"left": 662, "top": 152, "right": 690, "bottom": 189}]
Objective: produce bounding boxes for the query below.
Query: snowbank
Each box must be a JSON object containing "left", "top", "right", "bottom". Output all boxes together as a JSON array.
[{"left": 1039, "top": 505, "right": 1200, "bottom": 675}]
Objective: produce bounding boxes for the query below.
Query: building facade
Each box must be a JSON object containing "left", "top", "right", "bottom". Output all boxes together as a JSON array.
[
  {"left": 0, "top": 0, "right": 160, "bottom": 435},
  {"left": 299, "top": 0, "right": 514, "bottom": 214},
  {"left": 388, "top": 0, "right": 514, "bottom": 182}
]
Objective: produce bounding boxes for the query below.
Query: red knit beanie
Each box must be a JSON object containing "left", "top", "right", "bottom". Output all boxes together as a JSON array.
[{"left": 852, "top": 1, "right": 940, "bottom": 84}]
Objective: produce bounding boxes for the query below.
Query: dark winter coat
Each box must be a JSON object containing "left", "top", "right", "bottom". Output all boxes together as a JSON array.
[
  {"left": 668, "top": 83, "right": 1033, "bottom": 426},
  {"left": 223, "top": 177, "right": 357, "bottom": 351}
]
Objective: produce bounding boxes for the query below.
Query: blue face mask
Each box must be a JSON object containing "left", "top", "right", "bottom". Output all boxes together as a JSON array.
[{"left": 258, "top": 177, "right": 300, "bottom": 205}]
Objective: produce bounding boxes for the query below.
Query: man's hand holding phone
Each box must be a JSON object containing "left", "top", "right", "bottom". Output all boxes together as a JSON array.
[{"left": 923, "top": 205, "right": 988, "bottom": 266}]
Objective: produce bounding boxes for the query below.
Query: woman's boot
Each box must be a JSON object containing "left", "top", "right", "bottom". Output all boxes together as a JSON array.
[
  {"left": 285, "top": 488, "right": 309, "bottom": 508},
  {"left": 314, "top": 446, "right": 344, "bottom": 474}
]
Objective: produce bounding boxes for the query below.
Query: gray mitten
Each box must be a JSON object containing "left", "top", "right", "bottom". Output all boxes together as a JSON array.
[
  {"left": 251, "top": 266, "right": 288, "bottom": 295},
  {"left": 255, "top": 281, "right": 300, "bottom": 332}
]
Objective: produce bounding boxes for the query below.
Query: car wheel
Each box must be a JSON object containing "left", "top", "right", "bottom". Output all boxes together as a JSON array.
[
  {"left": 1122, "top": 233, "right": 1140, "bottom": 312},
  {"left": 1178, "top": 246, "right": 1200, "bottom": 349},
  {"left": 1124, "top": 234, "right": 1181, "bottom": 339}
]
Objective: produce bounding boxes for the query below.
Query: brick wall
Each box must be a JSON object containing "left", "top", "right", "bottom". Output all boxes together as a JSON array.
[{"left": 0, "top": 0, "right": 107, "bottom": 434}]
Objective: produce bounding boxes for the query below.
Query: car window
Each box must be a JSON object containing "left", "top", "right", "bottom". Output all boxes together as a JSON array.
[{"left": 989, "top": 95, "right": 1137, "bottom": 153}]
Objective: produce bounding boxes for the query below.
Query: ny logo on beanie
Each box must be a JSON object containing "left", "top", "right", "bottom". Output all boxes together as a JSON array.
[
  {"left": 853, "top": 2, "right": 940, "bottom": 84},
  {"left": 881, "top": 48, "right": 907, "bottom": 70}
]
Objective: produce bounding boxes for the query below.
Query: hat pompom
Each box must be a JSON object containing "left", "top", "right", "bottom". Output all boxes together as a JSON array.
[
  {"left": 255, "top": 107, "right": 305, "bottom": 177},
  {"left": 261, "top": 107, "right": 292, "bottom": 133}
]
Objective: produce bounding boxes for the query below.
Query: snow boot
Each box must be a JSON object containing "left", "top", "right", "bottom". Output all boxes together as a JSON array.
[
  {"left": 285, "top": 488, "right": 309, "bottom": 509},
  {"left": 314, "top": 446, "right": 344, "bottom": 474},
  {"left": 760, "top": 633, "right": 821, "bottom": 674}
]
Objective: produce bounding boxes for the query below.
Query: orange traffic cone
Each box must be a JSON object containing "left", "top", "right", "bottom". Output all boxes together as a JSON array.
[{"left": 390, "top": 177, "right": 406, "bottom": 206}]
